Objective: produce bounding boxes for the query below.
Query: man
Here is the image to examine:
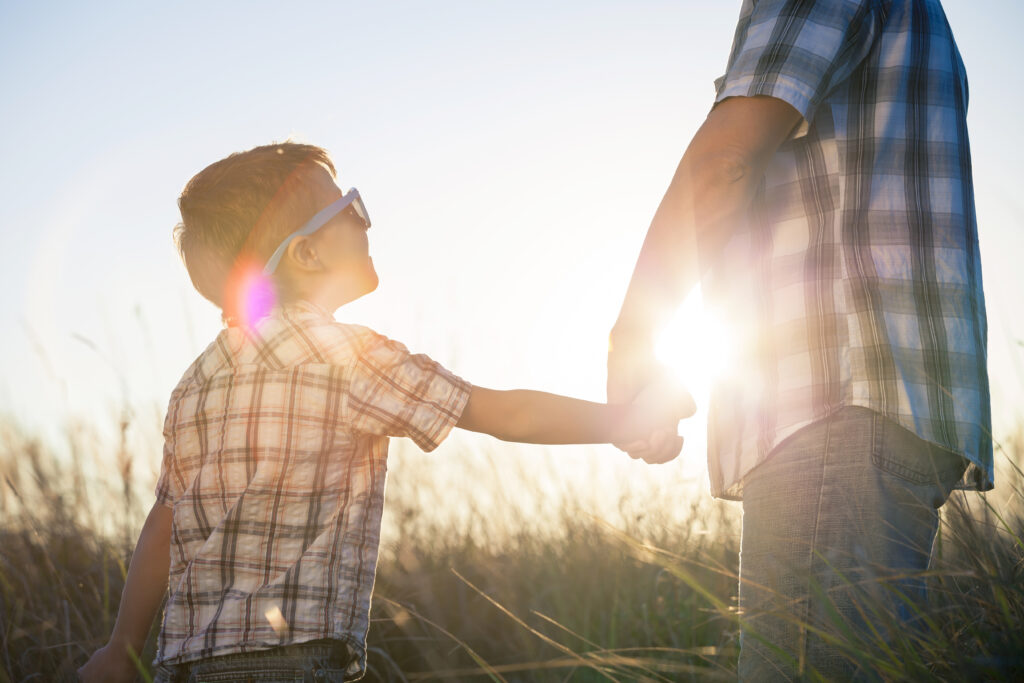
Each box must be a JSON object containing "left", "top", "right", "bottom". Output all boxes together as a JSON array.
[{"left": 608, "top": 0, "right": 992, "bottom": 679}]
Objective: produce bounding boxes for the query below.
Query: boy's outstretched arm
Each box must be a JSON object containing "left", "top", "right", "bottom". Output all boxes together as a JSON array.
[
  {"left": 78, "top": 501, "right": 172, "bottom": 683},
  {"left": 456, "top": 382, "right": 694, "bottom": 462}
]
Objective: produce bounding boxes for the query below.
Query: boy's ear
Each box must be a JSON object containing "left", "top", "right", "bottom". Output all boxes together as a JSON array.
[{"left": 286, "top": 236, "right": 322, "bottom": 272}]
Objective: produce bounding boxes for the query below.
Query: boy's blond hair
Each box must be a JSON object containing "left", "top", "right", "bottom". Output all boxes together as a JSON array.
[{"left": 173, "top": 142, "right": 336, "bottom": 316}]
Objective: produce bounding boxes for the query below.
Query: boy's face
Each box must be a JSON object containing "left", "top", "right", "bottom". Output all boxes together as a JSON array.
[{"left": 297, "top": 169, "right": 378, "bottom": 306}]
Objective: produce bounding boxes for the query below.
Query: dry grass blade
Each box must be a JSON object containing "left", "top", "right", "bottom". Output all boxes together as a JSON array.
[
  {"left": 526, "top": 612, "right": 679, "bottom": 683},
  {"left": 450, "top": 568, "right": 624, "bottom": 682},
  {"left": 402, "top": 654, "right": 732, "bottom": 681},
  {"left": 375, "top": 595, "right": 508, "bottom": 683}
]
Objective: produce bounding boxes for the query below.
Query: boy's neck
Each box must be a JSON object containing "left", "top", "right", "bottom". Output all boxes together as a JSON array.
[
  {"left": 295, "top": 291, "right": 339, "bottom": 315},
  {"left": 280, "top": 274, "right": 373, "bottom": 316},
  {"left": 278, "top": 281, "right": 342, "bottom": 316}
]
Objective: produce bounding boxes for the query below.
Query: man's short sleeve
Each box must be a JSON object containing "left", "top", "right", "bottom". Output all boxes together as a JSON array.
[
  {"left": 715, "top": 0, "right": 882, "bottom": 126},
  {"left": 345, "top": 331, "right": 471, "bottom": 452}
]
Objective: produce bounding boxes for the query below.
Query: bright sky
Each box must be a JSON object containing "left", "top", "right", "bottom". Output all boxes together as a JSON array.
[{"left": 2, "top": 1, "right": 1023, "bottom": 503}]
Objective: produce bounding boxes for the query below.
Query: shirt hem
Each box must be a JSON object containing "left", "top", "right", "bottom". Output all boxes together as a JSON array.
[{"left": 709, "top": 400, "right": 994, "bottom": 501}]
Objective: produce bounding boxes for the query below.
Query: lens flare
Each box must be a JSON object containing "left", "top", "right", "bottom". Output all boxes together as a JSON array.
[{"left": 224, "top": 260, "right": 276, "bottom": 328}]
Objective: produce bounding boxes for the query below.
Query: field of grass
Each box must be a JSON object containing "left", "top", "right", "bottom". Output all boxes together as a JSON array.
[{"left": 1, "top": 413, "right": 1023, "bottom": 682}]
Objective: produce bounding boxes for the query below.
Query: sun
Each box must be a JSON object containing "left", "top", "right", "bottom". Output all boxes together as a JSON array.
[{"left": 654, "top": 287, "right": 734, "bottom": 400}]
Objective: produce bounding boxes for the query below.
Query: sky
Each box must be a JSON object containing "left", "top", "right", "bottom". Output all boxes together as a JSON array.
[{"left": 1, "top": 0, "right": 1023, "bottom": 505}]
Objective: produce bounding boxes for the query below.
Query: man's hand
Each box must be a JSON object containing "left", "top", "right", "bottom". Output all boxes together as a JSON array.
[
  {"left": 608, "top": 334, "right": 682, "bottom": 464},
  {"left": 606, "top": 327, "right": 658, "bottom": 406},
  {"left": 77, "top": 642, "right": 140, "bottom": 683}
]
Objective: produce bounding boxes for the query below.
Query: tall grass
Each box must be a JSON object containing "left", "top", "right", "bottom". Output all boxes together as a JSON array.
[{"left": 1, "top": 411, "right": 1023, "bottom": 681}]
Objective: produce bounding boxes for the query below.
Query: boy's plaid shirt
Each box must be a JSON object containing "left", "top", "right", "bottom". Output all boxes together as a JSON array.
[
  {"left": 153, "top": 300, "right": 470, "bottom": 674},
  {"left": 706, "top": 0, "right": 991, "bottom": 499}
]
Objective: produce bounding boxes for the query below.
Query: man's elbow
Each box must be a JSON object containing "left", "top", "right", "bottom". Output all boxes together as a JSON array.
[{"left": 696, "top": 150, "right": 754, "bottom": 192}]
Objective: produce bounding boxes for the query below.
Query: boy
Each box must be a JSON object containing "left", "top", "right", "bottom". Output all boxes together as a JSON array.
[{"left": 78, "top": 142, "right": 694, "bottom": 682}]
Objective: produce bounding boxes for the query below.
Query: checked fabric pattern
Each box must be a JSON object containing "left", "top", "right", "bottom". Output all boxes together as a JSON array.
[
  {"left": 154, "top": 300, "right": 470, "bottom": 674},
  {"left": 705, "top": 0, "right": 991, "bottom": 499}
]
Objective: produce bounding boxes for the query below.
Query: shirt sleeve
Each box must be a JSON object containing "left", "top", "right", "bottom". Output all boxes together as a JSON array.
[
  {"left": 715, "top": 0, "right": 882, "bottom": 131},
  {"left": 344, "top": 330, "right": 472, "bottom": 452}
]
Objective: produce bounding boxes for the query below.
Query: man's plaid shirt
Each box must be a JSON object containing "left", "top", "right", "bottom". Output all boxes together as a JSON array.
[
  {"left": 154, "top": 300, "right": 470, "bottom": 674},
  {"left": 706, "top": 0, "right": 991, "bottom": 499}
]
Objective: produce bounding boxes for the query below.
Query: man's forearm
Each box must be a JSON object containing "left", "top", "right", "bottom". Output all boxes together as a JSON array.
[
  {"left": 108, "top": 503, "right": 172, "bottom": 657},
  {"left": 612, "top": 149, "right": 758, "bottom": 346},
  {"left": 612, "top": 96, "right": 803, "bottom": 348}
]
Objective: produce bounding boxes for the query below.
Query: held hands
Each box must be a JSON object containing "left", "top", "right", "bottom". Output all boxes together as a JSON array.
[
  {"left": 614, "top": 371, "right": 696, "bottom": 463},
  {"left": 608, "top": 332, "right": 695, "bottom": 464}
]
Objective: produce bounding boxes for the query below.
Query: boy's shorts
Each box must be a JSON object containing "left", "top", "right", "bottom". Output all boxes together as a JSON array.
[{"left": 152, "top": 639, "right": 358, "bottom": 683}]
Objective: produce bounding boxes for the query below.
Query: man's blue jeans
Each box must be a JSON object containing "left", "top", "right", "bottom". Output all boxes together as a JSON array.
[{"left": 738, "top": 406, "right": 966, "bottom": 681}]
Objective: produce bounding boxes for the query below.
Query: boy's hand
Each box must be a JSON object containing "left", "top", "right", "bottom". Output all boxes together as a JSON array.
[
  {"left": 615, "top": 374, "right": 696, "bottom": 464},
  {"left": 618, "top": 429, "right": 685, "bottom": 464},
  {"left": 77, "top": 642, "right": 139, "bottom": 683}
]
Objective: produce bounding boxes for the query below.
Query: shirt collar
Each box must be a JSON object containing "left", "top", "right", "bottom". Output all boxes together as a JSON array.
[{"left": 278, "top": 298, "right": 334, "bottom": 321}]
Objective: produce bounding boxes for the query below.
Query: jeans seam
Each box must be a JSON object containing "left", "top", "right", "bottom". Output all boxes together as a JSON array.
[{"left": 801, "top": 412, "right": 835, "bottom": 677}]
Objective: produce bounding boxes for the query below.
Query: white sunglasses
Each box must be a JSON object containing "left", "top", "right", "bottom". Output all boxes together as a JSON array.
[{"left": 262, "top": 187, "right": 370, "bottom": 275}]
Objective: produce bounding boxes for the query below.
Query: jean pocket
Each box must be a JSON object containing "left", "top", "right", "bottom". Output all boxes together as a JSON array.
[{"left": 870, "top": 413, "right": 966, "bottom": 489}]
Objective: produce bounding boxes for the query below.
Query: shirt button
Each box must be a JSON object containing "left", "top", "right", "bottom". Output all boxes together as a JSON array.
[{"left": 313, "top": 668, "right": 327, "bottom": 681}]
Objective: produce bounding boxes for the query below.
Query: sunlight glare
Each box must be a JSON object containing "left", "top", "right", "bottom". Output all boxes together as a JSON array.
[{"left": 654, "top": 287, "right": 734, "bottom": 401}]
